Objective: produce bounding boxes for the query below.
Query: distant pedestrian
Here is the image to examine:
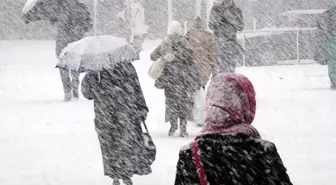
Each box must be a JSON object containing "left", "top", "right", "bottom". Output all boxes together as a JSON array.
[
  {"left": 209, "top": 0, "right": 244, "bottom": 74},
  {"left": 118, "top": 0, "right": 148, "bottom": 49},
  {"left": 186, "top": 17, "right": 216, "bottom": 126},
  {"left": 315, "top": 6, "right": 336, "bottom": 89},
  {"left": 174, "top": 73, "right": 293, "bottom": 185},
  {"left": 187, "top": 17, "right": 216, "bottom": 89},
  {"left": 55, "top": 0, "right": 92, "bottom": 101},
  {"left": 151, "top": 21, "right": 200, "bottom": 137}
]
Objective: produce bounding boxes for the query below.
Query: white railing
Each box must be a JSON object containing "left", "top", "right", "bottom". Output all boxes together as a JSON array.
[{"left": 238, "top": 27, "right": 317, "bottom": 66}]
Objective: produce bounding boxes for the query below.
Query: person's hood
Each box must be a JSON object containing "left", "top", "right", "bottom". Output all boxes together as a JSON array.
[
  {"left": 202, "top": 73, "right": 257, "bottom": 133},
  {"left": 167, "top": 21, "right": 183, "bottom": 36}
]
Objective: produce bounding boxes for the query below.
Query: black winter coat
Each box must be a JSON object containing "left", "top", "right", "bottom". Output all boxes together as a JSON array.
[
  {"left": 55, "top": 1, "right": 92, "bottom": 57},
  {"left": 175, "top": 134, "right": 293, "bottom": 185},
  {"left": 209, "top": 4, "right": 244, "bottom": 39},
  {"left": 81, "top": 62, "right": 150, "bottom": 178}
]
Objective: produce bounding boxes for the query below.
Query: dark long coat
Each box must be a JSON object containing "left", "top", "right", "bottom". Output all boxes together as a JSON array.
[
  {"left": 81, "top": 62, "right": 150, "bottom": 179},
  {"left": 150, "top": 34, "right": 200, "bottom": 122},
  {"left": 175, "top": 134, "right": 293, "bottom": 185},
  {"left": 209, "top": 4, "right": 244, "bottom": 74},
  {"left": 54, "top": 1, "right": 92, "bottom": 57}
]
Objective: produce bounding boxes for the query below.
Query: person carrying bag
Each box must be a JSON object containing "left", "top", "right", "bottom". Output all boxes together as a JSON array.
[
  {"left": 140, "top": 121, "right": 156, "bottom": 173},
  {"left": 148, "top": 53, "right": 175, "bottom": 79}
]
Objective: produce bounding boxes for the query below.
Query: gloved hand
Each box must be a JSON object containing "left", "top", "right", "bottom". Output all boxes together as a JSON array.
[
  {"left": 163, "top": 53, "right": 175, "bottom": 62},
  {"left": 140, "top": 110, "right": 148, "bottom": 122}
]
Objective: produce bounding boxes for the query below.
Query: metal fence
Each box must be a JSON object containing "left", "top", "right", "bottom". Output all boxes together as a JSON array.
[{"left": 238, "top": 28, "right": 317, "bottom": 66}]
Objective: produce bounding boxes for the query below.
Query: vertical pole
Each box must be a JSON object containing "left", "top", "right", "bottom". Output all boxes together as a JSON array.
[
  {"left": 196, "top": 0, "right": 201, "bottom": 17},
  {"left": 253, "top": 18, "right": 256, "bottom": 31},
  {"left": 184, "top": 21, "right": 188, "bottom": 35},
  {"left": 94, "top": 0, "right": 97, "bottom": 36},
  {"left": 206, "top": 0, "right": 213, "bottom": 31},
  {"left": 296, "top": 30, "right": 300, "bottom": 64},
  {"left": 168, "top": 0, "right": 173, "bottom": 25},
  {"left": 243, "top": 32, "right": 246, "bottom": 67}
]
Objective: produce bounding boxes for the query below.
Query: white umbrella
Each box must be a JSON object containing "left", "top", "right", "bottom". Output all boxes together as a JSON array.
[
  {"left": 22, "top": 0, "right": 40, "bottom": 14},
  {"left": 58, "top": 35, "right": 140, "bottom": 72}
]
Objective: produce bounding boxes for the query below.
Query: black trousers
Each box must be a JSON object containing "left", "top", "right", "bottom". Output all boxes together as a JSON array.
[{"left": 59, "top": 68, "right": 80, "bottom": 99}]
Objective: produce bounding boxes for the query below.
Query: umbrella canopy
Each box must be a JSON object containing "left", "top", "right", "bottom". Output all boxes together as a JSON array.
[
  {"left": 58, "top": 35, "right": 140, "bottom": 72},
  {"left": 22, "top": 0, "right": 40, "bottom": 14}
]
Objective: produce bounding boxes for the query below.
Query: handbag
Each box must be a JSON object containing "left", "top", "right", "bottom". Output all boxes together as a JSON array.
[
  {"left": 148, "top": 57, "right": 165, "bottom": 79},
  {"left": 192, "top": 88, "right": 206, "bottom": 127},
  {"left": 142, "top": 121, "right": 157, "bottom": 166}
]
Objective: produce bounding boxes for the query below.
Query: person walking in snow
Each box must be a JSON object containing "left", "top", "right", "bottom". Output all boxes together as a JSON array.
[
  {"left": 117, "top": 0, "right": 148, "bottom": 48},
  {"left": 175, "top": 73, "right": 292, "bottom": 185},
  {"left": 174, "top": 73, "right": 293, "bottom": 185},
  {"left": 209, "top": 0, "right": 244, "bottom": 74},
  {"left": 315, "top": 6, "right": 336, "bottom": 90},
  {"left": 187, "top": 17, "right": 216, "bottom": 89},
  {"left": 151, "top": 21, "right": 200, "bottom": 137},
  {"left": 54, "top": 0, "right": 92, "bottom": 101},
  {"left": 81, "top": 62, "right": 151, "bottom": 185},
  {"left": 186, "top": 17, "right": 216, "bottom": 127}
]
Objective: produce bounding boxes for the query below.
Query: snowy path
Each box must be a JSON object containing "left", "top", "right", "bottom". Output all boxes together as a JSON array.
[{"left": 0, "top": 40, "right": 336, "bottom": 185}]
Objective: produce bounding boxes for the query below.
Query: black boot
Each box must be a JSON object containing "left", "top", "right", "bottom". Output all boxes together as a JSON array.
[
  {"left": 112, "top": 179, "right": 120, "bottom": 185},
  {"left": 60, "top": 68, "right": 72, "bottom": 102},
  {"left": 168, "top": 127, "right": 178, "bottom": 136},
  {"left": 72, "top": 89, "right": 79, "bottom": 99},
  {"left": 180, "top": 119, "right": 188, "bottom": 138},
  {"left": 63, "top": 94, "right": 72, "bottom": 102},
  {"left": 123, "top": 177, "right": 133, "bottom": 185},
  {"left": 71, "top": 70, "right": 80, "bottom": 99},
  {"left": 169, "top": 118, "right": 178, "bottom": 136}
]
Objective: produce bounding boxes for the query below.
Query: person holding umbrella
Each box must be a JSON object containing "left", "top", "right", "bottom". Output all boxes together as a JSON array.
[
  {"left": 81, "top": 63, "right": 151, "bottom": 185},
  {"left": 59, "top": 34, "right": 155, "bottom": 185},
  {"left": 77, "top": 41, "right": 152, "bottom": 185}
]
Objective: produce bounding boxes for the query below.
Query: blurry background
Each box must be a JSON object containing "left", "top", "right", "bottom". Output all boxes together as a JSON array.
[
  {"left": 1, "top": 0, "right": 334, "bottom": 39},
  {"left": 1, "top": 0, "right": 336, "bottom": 65}
]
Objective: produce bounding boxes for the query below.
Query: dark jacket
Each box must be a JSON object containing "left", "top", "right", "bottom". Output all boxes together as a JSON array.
[
  {"left": 55, "top": 1, "right": 92, "bottom": 57},
  {"left": 81, "top": 62, "right": 150, "bottom": 178},
  {"left": 151, "top": 34, "right": 200, "bottom": 120},
  {"left": 209, "top": 4, "right": 244, "bottom": 40},
  {"left": 175, "top": 134, "right": 293, "bottom": 185}
]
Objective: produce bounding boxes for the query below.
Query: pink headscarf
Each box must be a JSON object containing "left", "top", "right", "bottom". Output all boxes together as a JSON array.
[{"left": 201, "top": 73, "right": 260, "bottom": 138}]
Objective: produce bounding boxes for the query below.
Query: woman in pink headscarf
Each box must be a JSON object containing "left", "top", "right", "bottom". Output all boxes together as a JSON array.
[{"left": 174, "top": 73, "right": 292, "bottom": 185}]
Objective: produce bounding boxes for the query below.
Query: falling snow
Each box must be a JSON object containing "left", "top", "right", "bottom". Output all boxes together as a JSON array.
[{"left": 1, "top": 0, "right": 336, "bottom": 185}]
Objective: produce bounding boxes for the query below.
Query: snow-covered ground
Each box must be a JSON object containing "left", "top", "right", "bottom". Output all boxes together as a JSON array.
[{"left": 0, "top": 40, "right": 336, "bottom": 185}]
